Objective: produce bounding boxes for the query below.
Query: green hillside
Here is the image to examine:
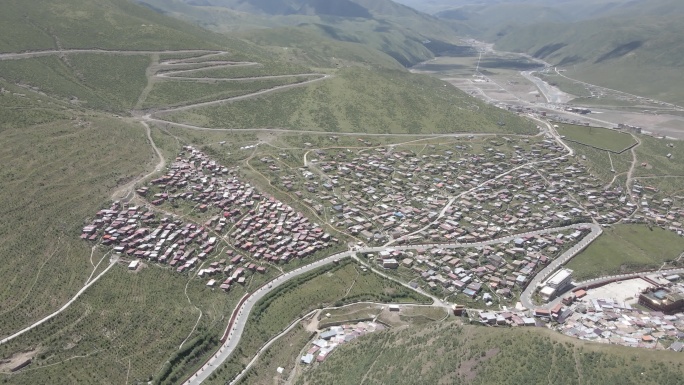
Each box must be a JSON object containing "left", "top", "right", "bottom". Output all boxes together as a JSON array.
[
  {"left": 493, "top": 15, "right": 684, "bottom": 104},
  {"left": 163, "top": 67, "right": 536, "bottom": 134},
  {"left": 0, "top": 1, "right": 249, "bottom": 383},
  {"left": 137, "top": 0, "right": 463, "bottom": 67},
  {"left": 0, "top": 0, "right": 227, "bottom": 52},
  {"left": 417, "top": 0, "right": 684, "bottom": 104},
  {"left": 0, "top": 0, "right": 566, "bottom": 383},
  {"left": 297, "top": 321, "right": 684, "bottom": 385}
]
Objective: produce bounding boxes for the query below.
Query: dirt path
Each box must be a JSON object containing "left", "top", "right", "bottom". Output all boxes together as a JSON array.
[
  {"left": 110, "top": 121, "right": 166, "bottom": 201},
  {"left": 0, "top": 255, "right": 119, "bottom": 345},
  {"left": 134, "top": 53, "right": 160, "bottom": 110},
  {"left": 624, "top": 134, "right": 642, "bottom": 213}
]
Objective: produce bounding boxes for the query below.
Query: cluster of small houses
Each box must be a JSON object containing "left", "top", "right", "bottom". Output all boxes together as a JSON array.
[
  {"left": 82, "top": 146, "right": 338, "bottom": 289},
  {"left": 300, "top": 322, "right": 385, "bottom": 365},
  {"left": 81, "top": 202, "right": 264, "bottom": 291},
  {"left": 143, "top": 146, "right": 337, "bottom": 264},
  {"left": 364, "top": 227, "right": 589, "bottom": 303},
  {"left": 466, "top": 276, "right": 684, "bottom": 352},
  {"left": 265, "top": 136, "right": 639, "bottom": 247},
  {"left": 557, "top": 298, "right": 684, "bottom": 350}
]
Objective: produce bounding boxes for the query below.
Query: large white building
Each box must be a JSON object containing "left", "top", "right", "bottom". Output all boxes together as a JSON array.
[{"left": 540, "top": 269, "right": 573, "bottom": 300}]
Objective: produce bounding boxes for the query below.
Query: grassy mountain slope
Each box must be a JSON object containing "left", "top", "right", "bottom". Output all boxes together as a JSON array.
[
  {"left": 0, "top": 1, "right": 255, "bottom": 383},
  {"left": 0, "top": 54, "right": 151, "bottom": 112},
  {"left": 242, "top": 27, "right": 406, "bottom": 70},
  {"left": 493, "top": 14, "right": 684, "bottom": 103},
  {"left": 138, "top": 0, "right": 463, "bottom": 67},
  {"left": 297, "top": 321, "right": 684, "bottom": 385},
  {"left": 416, "top": 0, "right": 684, "bottom": 104},
  {"left": 165, "top": 67, "right": 535, "bottom": 134},
  {"left": 0, "top": 0, "right": 227, "bottom": 52}
]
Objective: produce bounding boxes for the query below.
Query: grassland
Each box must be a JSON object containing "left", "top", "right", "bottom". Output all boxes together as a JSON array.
[
  {"left": 0, "top": 0, "right": 223, "bottom": 52},
  {"left": 165, "top": 67, "right": 537, "bottom": 134},
  {"left": 0, "top": 99, "right": 252, "bottom": 384},
  {"left": 143, "top": 75, "right": 315, "bottom": 108},
  {"left": 0, "top": 54, "right": 151, "bottom": 113},
  {"left": 7, "top": 1, "right": 669, "bottom": 384},
  {"left": 0, "top": 111, "right": 156, "bottom": 338},
  {"left": 0, "top": 264, "right": 272, "bottom": 384},
  {"left": 242, "top": 27, "right": 407, "bottom": 71},
  {"left": 163, "top": 61, "right": 313, "bottom": 79},
  {"left": 237, "top": 304, "right": 449, "bottom": 384},
  {"left": 296, "top": 321, "right": 684, "bottom": 385},
  {"left": 537, "top": 72, "right": 592, "bottom": 98},
  {"left": 203, "top": 260, "right": 430, "bottom": 384},
  {"left": 572, "top": 143, "right": 632, "bottom": 184},
  {"left": 234, "top": 323, "right": 314, "bottom": 385},
  {"left": 556, "top": 123, "right": 637, "bottom": 153},
  {"left": 633, "top": 135, "right": 684, "bottom": 179},
  {"left": 566, "top": 224, "right": 684, "bottom": 281},
  {"left": 491, "top": 10, "right": 684, "bottom": 105}
]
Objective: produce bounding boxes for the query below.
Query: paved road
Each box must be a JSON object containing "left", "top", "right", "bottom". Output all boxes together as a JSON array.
[
  {"left": 0, "top": 49, "right": 225, "bottom": 61},
  {"left": 520, "top": 224, "right": 602, "bottom": 310},
  {"left": 521, "top": 70, "right": 573, "bottom": 104},
  {"left": 185, "top": 222, "right": 600, "bottom": 384},
  {"left": 185, "top": 250, "right": 358, "bottom": 384}
]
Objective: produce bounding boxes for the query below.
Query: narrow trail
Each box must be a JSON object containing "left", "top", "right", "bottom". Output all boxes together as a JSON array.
[
  {"left": 608, "top": 151, "right": 615, "bottom": 172},
  {"left": 111, "top": 120, "right": 166, "bottom": 201},
  {"left": 623, "top": 134, "right": 643, "bottom": 218},
  {"left": 0, "top": 255, "right": 119, "bottom": 345},
  {"left": 134, "top": 53, "right": 160, "bottom": 110}
]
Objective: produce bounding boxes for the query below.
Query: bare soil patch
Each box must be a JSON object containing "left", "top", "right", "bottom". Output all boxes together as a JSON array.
[{"left": 0, "top": 348, "right": 41, "bottom": 373}]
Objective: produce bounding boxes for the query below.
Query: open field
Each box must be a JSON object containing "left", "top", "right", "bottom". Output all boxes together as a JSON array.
[
  {"left": 556, "top": 123, "right": 637, "bottom": 153},
  {"left": 318, "top": 304, "right": 382, "bottom": 327},
  {"left": 537, "top": 72, "right": 592, "bottom": 99},
  {"left": 237, "top": 303, "right": 450, "bottom": 384},
  {"left": 202, "top": 260, "right": 430, "bottom": 384},
  {"left": 565, "top": 225, "right": 684, "bottom": 281},
  {"left": 378, "top": 306, "right": 448, "bottom": 327},
  {"left": 296, "top": 321, "right": 684, "bottom": 385},
  {"left": 571, "top": 142, "right": 632, "bottom": 184}
]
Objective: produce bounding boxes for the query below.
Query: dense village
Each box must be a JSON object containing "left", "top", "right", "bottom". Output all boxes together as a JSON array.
[
  {"left": 461, "top": 273, "right": 684, "bottom": 351},
  {"left": 82, "top": 146, "right": 338, "bottom": 291},
  {"left": 255, "top": 135, "right": 667, "bottom": 249},
  {"left": 79, "top": 139, "right": 684, "bottom": 361},
  {"left": 358, "top": 226, "right": 590, "bottom": 306}
]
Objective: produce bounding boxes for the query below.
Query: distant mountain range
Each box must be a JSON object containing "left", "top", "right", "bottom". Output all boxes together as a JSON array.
[
  {"left": 392, "top": 0, "right": 684, "bottom": 104},
  {"left": 184, "top": 0, "right": 374, "bottom": 18},
  {"left": 137, "top": 0, "right": 467, "bottom": 67}
]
